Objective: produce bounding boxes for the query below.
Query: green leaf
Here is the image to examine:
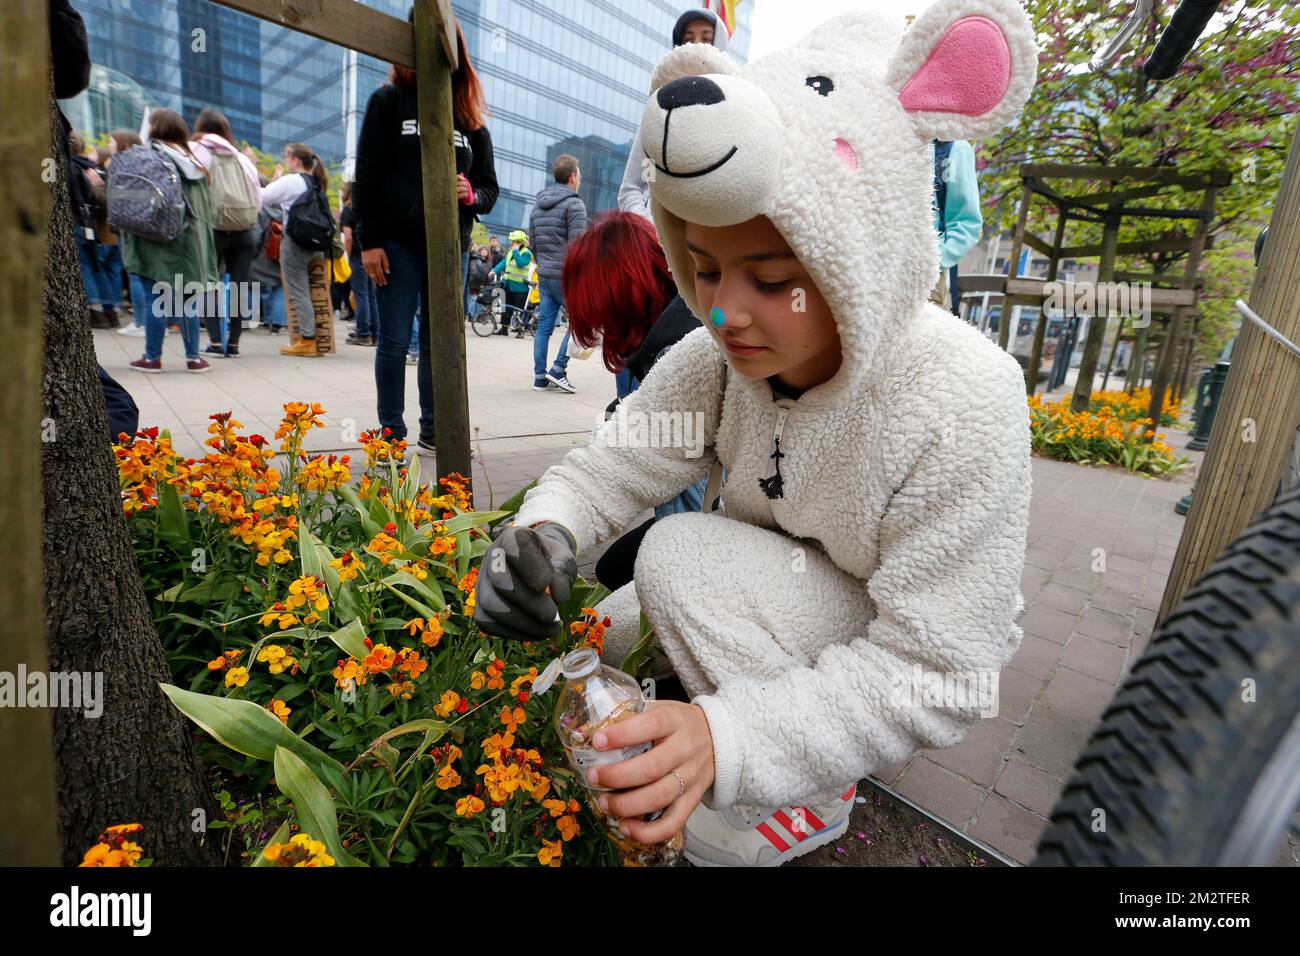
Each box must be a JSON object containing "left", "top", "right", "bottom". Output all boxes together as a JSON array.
[
  {"left": 272, "top": 746, "right": 365, "bottom": 867},
  {"left": 300, "top": 524, "right": 324, "bottom": 582},
  {"left": 156, "top": 468, "right": 193, "bottom": 550},
  {"left": 439, "top": 510, "right": 509, "bottom": 535},
  {"left": 250, "top": 819, "right": 292, "bottom": 867},
  {"left": 161, "top": 683, "right": 343, "bottom": 777},
  {"left": 326, "top": 617, "right": 370, "bottom": 661},
  {"left": 337, "top": 484, "right": 382, "bottom": 538},
  {"left": 380, "top": 572, "right": 445, "bottom": 612}
]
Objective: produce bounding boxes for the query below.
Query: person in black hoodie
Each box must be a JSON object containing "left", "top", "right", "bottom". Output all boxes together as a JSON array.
[{"left": 353, "top": 15, "right": 498, "bottom": 451}]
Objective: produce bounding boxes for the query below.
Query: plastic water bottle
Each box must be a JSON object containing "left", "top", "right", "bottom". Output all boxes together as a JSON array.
[{"left": 536, "top": 647, "right": 683, "bottom": 866}]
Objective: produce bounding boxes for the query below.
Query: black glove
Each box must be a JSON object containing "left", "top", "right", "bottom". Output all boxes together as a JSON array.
[{"left": 473, "top": 522, "right": 577, "bottom": 641}]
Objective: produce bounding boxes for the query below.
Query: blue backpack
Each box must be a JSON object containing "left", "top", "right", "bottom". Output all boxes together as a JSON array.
[{"left": 107, "top": 145, "right": 189, "bottom": 242}]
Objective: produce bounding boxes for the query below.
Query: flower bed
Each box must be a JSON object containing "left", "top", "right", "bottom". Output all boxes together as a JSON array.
[
  {"left": 114, "top": 404, "right": 619, "bottom": 866},
  {"left": 1027, "top": 388, "right": 1189, "bottom": 477}
]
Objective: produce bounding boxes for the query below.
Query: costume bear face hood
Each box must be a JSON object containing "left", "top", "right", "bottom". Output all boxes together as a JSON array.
[{"left": 642, "top": 0, "right": 1037, "bottom": 402}]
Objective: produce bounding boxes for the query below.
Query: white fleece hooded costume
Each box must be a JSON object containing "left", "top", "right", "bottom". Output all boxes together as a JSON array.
[{"left": 514, "top": 0, "right": 1038, "bottom": 811}]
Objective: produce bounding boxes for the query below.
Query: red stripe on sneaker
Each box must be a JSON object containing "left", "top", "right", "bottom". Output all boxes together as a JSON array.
[
  {"left": 841, "top": 785, "right": 857, "bottom": 801},
  {"left": 800, "top": 807, "right": 827, "bottom": 831},
  {"left": 773, "top": 809, "right": 815, "bottom": 841},
  {"left": 756, "top": 822, "right": 790, "bottom": 852}
]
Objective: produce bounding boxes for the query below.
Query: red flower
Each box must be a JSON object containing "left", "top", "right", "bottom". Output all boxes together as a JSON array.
[
  {"left": 517, "top": 690, "right": 530, "bottom": 703},
  {"left": 384, "top": 522, "right": 397, "bottom": 534},
  {"left": 456, "top": 698, "right": 469, "bottom": 714},
  {"left": 363, "top": 637, "right": 373, "bottom": 649}
]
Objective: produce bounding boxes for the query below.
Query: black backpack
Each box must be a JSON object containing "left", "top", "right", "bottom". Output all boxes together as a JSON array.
[
  {"left": 467, "top": 253, "right": 489, "bottom": 289},
  {"left": 286, "top": 172, "right": 334, "bottom": 253}
]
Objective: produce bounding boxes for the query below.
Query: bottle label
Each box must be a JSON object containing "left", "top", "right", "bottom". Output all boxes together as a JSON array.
[{"left": 570, "top": 741, "right": 650, "bottom": 783}]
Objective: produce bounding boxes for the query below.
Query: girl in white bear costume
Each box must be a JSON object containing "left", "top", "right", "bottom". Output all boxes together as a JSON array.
[{"left": 474, "top": 0, "right": 1038, "bottom": 866}]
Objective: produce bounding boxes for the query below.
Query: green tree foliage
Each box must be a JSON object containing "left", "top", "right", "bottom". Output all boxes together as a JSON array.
[{"left": 979, "top": 1, "right": 1299, "bottom": 362}]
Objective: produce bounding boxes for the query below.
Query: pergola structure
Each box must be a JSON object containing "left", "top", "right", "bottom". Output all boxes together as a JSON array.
[{"left": 968, "top": 162, "right": 1229, "bottom": 436}]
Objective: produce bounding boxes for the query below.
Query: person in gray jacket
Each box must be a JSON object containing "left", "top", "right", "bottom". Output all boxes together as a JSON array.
[
  {"left": 618, "top": 8, "right": 731, "bottom": 221},
  {"left": 527, "top": 154, "right": 587, "bottom": 393}
]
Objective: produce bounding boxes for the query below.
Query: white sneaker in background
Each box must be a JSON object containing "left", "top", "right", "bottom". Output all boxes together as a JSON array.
[{"left": 117, "top": 324, "right": 146, "bottom": 337}]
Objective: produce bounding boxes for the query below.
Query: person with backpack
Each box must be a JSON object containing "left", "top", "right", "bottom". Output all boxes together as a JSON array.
[
  {"left": 340, "top": 181, "right": 376, "bottom": 346},
  {"left": 190, "top": 109, "right": 262, "bottom": 357},
  {"left": 261, "top": 142, "right": 332, "bottom": 357},
  {"left": 528, "top": 154, "right": 587, "bottom": 393},
  {"left": 118, "top": 108, "right": 218, "bottom": 374},
  {"left": 354, "top": 17, "right": 498, "bottom": 450},
  {"left": 465, "top": 244, "right": 489, "bottom": 320}
]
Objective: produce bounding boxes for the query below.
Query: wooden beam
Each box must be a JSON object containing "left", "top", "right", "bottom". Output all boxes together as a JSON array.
[
  {"left": 0, "top": 0, "right": 60, "bottom": 865},
  {"left": 1160, "top": 122, "right": 1300, "bottom": 619},
  {"left": 414, "top": 1, "right": 471, "bottom": 485},
  {"left": 1019, "top": 163, "right": 1233, "bottom": 189},
  {"left": 1001, "top": 182, "right": 1033, "bottom": 351},
  {"left": 1005, "top": 278, "right": 1196, "bottom": 308},
  {"left": 211, "top": 0, "right": 417, "bottom": 67},
  {"left": 1021, "top": 230, "right": 1054, "bottom": 257},
  {"left": 1057, "top": 236, "right": 1210, "bottom": 258}
]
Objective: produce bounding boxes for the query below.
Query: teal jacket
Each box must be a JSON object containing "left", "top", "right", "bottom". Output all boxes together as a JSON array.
[
  {"left": 931, "top": 140, "right": 982, "bottom": 270},
  {"left": 492, "top": 246, "right": 534, "bottom": 293}
]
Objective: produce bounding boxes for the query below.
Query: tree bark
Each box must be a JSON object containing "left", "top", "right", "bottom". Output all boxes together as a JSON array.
[{"left": 42, "top": 98, "right": 221, "bottom": 866}]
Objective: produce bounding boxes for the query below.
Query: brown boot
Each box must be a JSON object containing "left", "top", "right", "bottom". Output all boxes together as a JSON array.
[{"left": 280, "top": 338, "right": 321, "bottom": 357}]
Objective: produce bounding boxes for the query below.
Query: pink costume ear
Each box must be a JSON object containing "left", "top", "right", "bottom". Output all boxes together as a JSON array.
[{"left": 898, "top": 16, "right": 1011, "bottom": 117}]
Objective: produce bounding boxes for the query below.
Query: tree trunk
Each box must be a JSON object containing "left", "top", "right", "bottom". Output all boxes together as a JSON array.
[{"left": 41, "top": 98, "right": 221, "bottom": 866}]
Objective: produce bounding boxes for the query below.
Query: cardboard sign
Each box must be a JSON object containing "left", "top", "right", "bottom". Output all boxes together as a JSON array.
[{"left": 282, "top": 255, "right": 336, "bottom": 354}]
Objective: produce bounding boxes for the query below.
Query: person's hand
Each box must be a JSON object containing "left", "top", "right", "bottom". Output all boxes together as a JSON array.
[
  {"left": 456, "top": 173, "right": 471, "bottom": 202},
  {"left": 473, "top": 523, "right": 577, "bottom": 641},
  {"left": 585, "top": 700, "right": 716, "bottom": 845},
  {"left": 362, "top": 247, "right": 390, "bottom": 287},
  {"left": 83, "top": 167, "right": 103, "bottom": 188},
  {"left": 271, "top": 162, "right": 284, "bottom": 181}
]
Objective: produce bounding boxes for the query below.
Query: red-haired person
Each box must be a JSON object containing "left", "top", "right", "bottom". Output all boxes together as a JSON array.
[
  {"left": 562, "top": 211, "right": 711, "bottom": 586},
  {"left": 353, "top": 15, "right": 498, "bottom": 452}
]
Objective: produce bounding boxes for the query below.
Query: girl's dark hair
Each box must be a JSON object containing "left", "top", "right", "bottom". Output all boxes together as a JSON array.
[
  {"left": 109, "top": 129, "right": 142, "bottom": 153},
  {"left": 389, "top": 20, "right": 488, "bottom": 131},
  {"left": 194, "top": 108, "right": 235, "bottom": 145},
  {"left": 286, "top": 142, "right": 328, "bottom": 191},
  {"left": 149, "top": 108, "right": 210, "bottom": 180},
  {"left": 562, "top": 211, "right": 678, "bottom": 374}
]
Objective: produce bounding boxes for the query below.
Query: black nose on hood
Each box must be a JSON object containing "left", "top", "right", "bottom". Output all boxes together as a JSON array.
[{"left": 657, "top": 75, "right": 726, "bottom": 111}]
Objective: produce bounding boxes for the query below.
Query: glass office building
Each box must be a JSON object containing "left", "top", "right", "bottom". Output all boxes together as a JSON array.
[{"left": 66, "top": 0, "right": 750, "bottom": 236}]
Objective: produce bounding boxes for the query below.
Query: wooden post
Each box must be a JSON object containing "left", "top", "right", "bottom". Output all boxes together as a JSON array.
[
  {"left": 414, "top": 0, "right": 472, "bottom": 485},
  {"left": 1069, "top": 200, "right": 1121, "bottom": 412},
  {"left": 1101, "top": 315, "right": 1126, "bottom": 393},
  {"left": 1000, "top": 181, "right": 1033, "bottom": 352},
  {"left": 1147, "top": 184, "right": 1217, "bottom": 434},
  {"left": 0, "top": 0, "right": 60, "bottom": 865},
  {"left": 1160, "top": 123, "right": 1300, "bottom": 620},
  {"left": 1174, "top": 309, "right": 1201, "bottom": 402},
  {"left": 1026, "top": 210, "right": 1067, "bottom": 394},
  {"left": 1126, "top": 322, "right": 1148, "bottom": 392}
]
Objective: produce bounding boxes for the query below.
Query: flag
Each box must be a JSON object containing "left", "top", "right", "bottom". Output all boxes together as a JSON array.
[{"left": 705, "top": 0, "right": 744, "bottom": 36}]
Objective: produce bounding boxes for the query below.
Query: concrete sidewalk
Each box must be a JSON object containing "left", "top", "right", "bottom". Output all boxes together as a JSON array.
[{"left": 95, "top": 320, "right": 1203, "bottom": 864}]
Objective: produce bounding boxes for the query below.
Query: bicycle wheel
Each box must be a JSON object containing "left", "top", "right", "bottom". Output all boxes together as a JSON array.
[
  {"left": 471, "top": 308, "right": 497, "bottom": 337},
  {"left": 1033, "top": 487, "right": 1300, "bottom": 866}
]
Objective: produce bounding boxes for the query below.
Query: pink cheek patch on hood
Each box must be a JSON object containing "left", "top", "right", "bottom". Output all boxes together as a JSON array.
[{"left": 833, "top": 138, "right": 858, "bottom": 170}]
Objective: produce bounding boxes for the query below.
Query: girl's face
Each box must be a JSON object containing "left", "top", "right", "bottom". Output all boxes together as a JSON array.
[{"left": 685, "top": 217, "right": 841, "bottom": 392}]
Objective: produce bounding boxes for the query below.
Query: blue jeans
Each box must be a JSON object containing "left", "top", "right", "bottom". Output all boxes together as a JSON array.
[
  {"left": 351, "top": 256, "right": 378, "bottom": 339},
  {"left": 615, "top": 368, "right": 639, "bottom": 398},
  {"left": 77, "top": 233, "right": 104, "bottom": 307},
  {"left": 261, "top": 285, "right": 286, "bottom": 329},
  {"left": 140, "top": 278, "right": 201, "bottom": 361},
  {"left": 374, "top": 239, "right": 434, "bottom": 442},
  {"left": 535, "top": 277, "right": 571, "bottom": 380},
  {"left": 409, "top": 312, "right": 419, "bottom": 356},
  {"left": 95, "top": 244, "right": 123, "bottom": 309},
  {"left": 127, "top": 272, "right": 149, "bottom": 327}
]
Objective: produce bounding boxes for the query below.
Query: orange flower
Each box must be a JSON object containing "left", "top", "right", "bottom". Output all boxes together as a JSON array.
[{"left": 538, "top": 838, "right": 562, "bottom": 867}]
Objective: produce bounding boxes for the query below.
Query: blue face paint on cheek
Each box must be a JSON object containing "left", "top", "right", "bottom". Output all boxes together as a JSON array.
[{"left": 710, "top": 307, "right": 726, "bottom": 328}]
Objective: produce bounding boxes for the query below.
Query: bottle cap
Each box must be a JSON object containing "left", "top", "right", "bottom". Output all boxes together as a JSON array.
[
  {"left": 531, "top": 657, "right": 563, "bottom": 696},
  {"left": 560, "top": 647, "right": 600, "bottom": 680}
]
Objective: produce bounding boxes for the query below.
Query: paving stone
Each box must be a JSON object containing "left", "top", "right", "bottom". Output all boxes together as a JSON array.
[
  {"left": 996, "top": 667, "right": 1044, "bottom": 726},
  {"left": 1009, "top": 634, "right": 1061, "bottom": 680},
  {"left": 1033, "top": 583, "right": 1089, "bottom": 615},
  {"left": 1074, "top": 607, "right": 1132, "bottom": 647},
  {"left": 1012, "top": 705, "right": 1092, "bottom": 779},
  {"left": 969, "top": 793, "right": 1050, "bottom": 865},
  {"left": 894, "top": 757, "right": 986, "bottom": 829},
  {"left": 1042, "top": 666, "right": 1116, "bottom": 725},
  {"left": 1059, "top": 632, "right": 1128, "bottom": 684},
  {"left": 922, "top": 717, "right": 1017, "bottom": 788},
  {"left": 994, "top": 757, "right": 1065, "bottom": 818},
  {"left": 1019, "top": 605, "right": 1078, "bottom": 644}
]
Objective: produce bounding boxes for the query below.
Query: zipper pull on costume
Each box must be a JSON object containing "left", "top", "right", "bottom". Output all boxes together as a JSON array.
[{"left": 759, "top": 402, "right": 793, "bottom": 500}]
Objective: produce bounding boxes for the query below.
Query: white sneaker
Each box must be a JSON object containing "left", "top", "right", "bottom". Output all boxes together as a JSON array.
[
  {"left": 545, "top": 372, "right": 576, "bottom": 394},
  {"left": 117, "top": 324, "right": 146, "bottom": 337},
  {"left": 684, "top": 784, "right": 857, "bottom": 867}
]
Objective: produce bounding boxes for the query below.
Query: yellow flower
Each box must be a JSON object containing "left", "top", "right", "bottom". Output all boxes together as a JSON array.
[
  {"left": 469, "top": 670, "right": 485, "bottom": 690},
  {"left": 538, "top": 838, "right": 563, "bottom": 867},
  {"left": 557, "top": 815, "right": 580, "bottom": 841},
  {"left": 434, "top": 690, "right": 461, "bottom": 718},
  {"left": 225, "top": 666, "right": 249, "bottom": 688},
  {"left": 456, "top": 795, "right": 485, "bottom": 817},
  {"left": 268, "top": 699, "right": 291, "bottom": 723},
  {"left": 436, "top": 765, "right": 462, "bottom": 790}
]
